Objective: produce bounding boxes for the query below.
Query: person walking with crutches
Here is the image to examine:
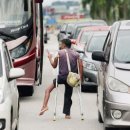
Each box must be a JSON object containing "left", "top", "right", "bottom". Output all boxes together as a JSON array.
[{"left": 39, "top": 39, "right": 83, "bottom": 119}]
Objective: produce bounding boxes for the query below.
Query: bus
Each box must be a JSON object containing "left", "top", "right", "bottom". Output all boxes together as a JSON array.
[{"left": 0, "top": 0, "right": 44, "bottom": 96}]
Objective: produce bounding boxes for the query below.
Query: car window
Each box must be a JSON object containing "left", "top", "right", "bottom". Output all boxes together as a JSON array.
[
  {"left": 60, "top": 24, "right": 67, "bottom": 32},
  {"left": 114, "top": 30, "right": 130, "bottom": 63},
  {"left": 87, "top": 35, "right": 106, "bottom": 52},
  {"left": 102, "top": 31, "right": 111, "bottom": 62},
  {"left": 103, "top": 25, "right": 117, "bottom": 62},
  {"left": 66, "top": 24, "right": 74, "bottom": 33},
  {"left": 79, "top": 31, "right": 90, "bottom": 44}
]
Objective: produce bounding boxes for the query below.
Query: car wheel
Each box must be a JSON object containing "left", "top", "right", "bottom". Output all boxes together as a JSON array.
[{"left": 98, "top": 111, "right": 103, "bottom": 123}]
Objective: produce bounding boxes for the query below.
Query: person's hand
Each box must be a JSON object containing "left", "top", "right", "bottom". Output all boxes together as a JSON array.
[{"left": 47, "top": 50, "right": 52, "bottom": 59}]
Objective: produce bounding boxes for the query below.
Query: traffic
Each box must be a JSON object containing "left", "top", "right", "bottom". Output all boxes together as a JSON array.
[{"left": 0, "top": 0, "right": 130, "bottom": 130}]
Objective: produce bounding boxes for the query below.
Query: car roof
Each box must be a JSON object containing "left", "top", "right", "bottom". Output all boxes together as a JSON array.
[
  {"left": 81, "top": 26, "right": 110, "bottom": 32},
  {"left": 92, "top": 31, "right": 108, "bottom": 36}
]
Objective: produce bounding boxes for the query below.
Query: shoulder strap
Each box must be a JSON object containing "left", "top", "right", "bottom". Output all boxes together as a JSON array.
[
  {"left": 65, "top": 49, "right": 71, "bottom": 72},
  {"left": 77, "top": 59, "right": 80, "bottom": 74}
]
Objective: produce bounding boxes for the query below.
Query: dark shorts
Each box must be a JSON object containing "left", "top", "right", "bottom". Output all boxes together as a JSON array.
[{"left": 53, "top": 77, "right": 67, "bottom": 87}]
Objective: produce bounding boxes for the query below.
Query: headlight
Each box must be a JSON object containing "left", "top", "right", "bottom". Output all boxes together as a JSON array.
[
  {"left": 108, "top": 77, "right": 128, "bottom": 93},
  {"left": 83, "top": 61, "right": 97, "bottom": 71},
  {"left": 10, "top": 39, "right": 30, "bottom": 59},
  {"left": 0, "top": 91, "right": 4, "bottom": 104}
]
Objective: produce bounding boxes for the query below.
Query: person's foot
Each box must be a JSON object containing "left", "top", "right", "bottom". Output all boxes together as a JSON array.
[
  {"left": 39, "top": 106, "right": 48, "bottom": 116},
  {"left": 65, "top": 115, "right": 71, "bottom": 119}
]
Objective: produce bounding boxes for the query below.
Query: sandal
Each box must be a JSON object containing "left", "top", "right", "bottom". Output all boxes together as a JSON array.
[
  {"left": 39, "top": 106, "right": 48, "bottom": 116},
  {"left": 65, "top": 115, "right": 71, "bottom": 119}
]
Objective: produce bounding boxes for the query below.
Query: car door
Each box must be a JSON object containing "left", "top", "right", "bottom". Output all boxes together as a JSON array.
[
  {"left": 98, "top": 31, "right": 111, "bottom": 119},
  {"left": 3, "top": 45, "right": 19, "bottom": 120},
  {"left": 99, "top": 24, "right": 118, "bottom": 119}
]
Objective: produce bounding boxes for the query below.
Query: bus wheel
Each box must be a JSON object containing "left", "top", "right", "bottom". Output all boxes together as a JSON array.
[{"left": 18, "top": 86, "right": 34, "bottom": 97}]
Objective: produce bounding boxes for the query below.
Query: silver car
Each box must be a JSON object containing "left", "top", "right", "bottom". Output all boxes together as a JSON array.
[
  {"left": 92, "top": 20, "right": 130, "bottom": 129},
  {"left": 82, "top": 31, "right": 108, "bottom": 89}
]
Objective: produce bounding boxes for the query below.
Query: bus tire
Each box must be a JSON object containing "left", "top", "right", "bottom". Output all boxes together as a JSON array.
[{"left": 18, "top": 86, "right": 34, "bottom": 97}]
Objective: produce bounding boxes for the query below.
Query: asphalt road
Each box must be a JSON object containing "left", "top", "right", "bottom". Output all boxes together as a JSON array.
[{"left": 19, "top": 32, "right": 103, "bottom": 130}]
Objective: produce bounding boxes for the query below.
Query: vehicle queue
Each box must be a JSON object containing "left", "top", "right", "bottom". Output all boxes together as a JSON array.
[{"left": 57, "top": 20, "right": 130, "bottom": 130}]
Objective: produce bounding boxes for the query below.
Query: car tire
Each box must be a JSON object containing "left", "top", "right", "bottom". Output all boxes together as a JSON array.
[{"left": 98, "top": 111, "right": 103, "bottom": 123}]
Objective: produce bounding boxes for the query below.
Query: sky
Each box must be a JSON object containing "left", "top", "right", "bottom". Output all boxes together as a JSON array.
[{"left": 43, "top": 0, "right": 81, "bottom": 6}]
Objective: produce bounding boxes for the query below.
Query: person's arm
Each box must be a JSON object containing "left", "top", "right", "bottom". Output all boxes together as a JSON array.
[
  {"left": 47, "top": 51, "right": 58, "bottom": 68},
  {"left": 78, "top": 58, "right": 83, "bottom": 81}
]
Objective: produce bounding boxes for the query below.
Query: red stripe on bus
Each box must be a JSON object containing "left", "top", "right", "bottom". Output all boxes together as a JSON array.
[{"left": 14, "top": 53, "right": 36, "bottom": 67}]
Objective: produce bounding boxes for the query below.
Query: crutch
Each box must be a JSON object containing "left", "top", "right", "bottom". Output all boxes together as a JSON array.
[
  {"left": 53, "top": 56, "right": 59, "bottom": 121},
  {"left": 76, "top": 60, "right": 84, "bottom": 120}
]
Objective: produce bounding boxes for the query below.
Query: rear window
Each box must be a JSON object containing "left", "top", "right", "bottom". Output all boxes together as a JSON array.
[
  {"left": 87, "top": 35, "right": 106, "bottom": 52},
  {"left": 114, "top": 30, "right": 130, "bottom": 63},
  {"left": 73, "top": 26, "right": 88, "bottom": 39},
  {"left": 79, "top": 31, "right": 91, "bottom": 44}
]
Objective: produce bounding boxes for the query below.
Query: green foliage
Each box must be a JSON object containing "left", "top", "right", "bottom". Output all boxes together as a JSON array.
[{"left": 82, "top": 0, "right": 130, "bottom": 24}]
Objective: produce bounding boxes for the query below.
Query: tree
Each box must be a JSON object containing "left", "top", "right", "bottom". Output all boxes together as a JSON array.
[{"left": 82, "top": 0, "right": 130, "bottom": 23}]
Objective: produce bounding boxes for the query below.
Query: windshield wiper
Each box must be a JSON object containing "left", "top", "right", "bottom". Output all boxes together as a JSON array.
[{"left": 0, "top": 31, "right": 15, "bottom": 39}]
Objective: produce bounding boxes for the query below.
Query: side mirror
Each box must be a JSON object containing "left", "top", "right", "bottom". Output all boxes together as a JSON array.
[
  {"left": 92, "top": 51, "right": 106, "bottom": 62},
  {"left": 60, "top": 30, "right": 66, "bottom": 34},
  {"left": 9, "top": 68, "right": 25, "bottom": 81},
  {"left": 35, "top": 0, "right": 43, "bottom": 3}
]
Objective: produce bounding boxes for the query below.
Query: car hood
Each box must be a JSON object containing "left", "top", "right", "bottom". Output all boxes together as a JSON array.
[{"left": 114, "top": 63, "right": 130, "bottom": 85}]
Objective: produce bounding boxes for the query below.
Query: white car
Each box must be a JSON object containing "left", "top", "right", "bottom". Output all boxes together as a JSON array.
[{"left": 0, "top": 39, "right": 24, "bottom": 130}]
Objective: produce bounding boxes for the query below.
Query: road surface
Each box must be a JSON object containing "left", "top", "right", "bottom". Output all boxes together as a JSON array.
[{"left": 19, "top": 32, "right": 103, "bottom": 130}]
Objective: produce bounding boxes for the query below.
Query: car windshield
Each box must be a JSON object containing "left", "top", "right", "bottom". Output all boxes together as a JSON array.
[
  {"left": 87, "top": 34, "right": 106, "bottom": 52},
  {"left": 73, "top": 26, "right": 87, "bottom": 39},
  {"left": 114, "top": 30, "right": 130, "bottom": 63},
  {"left": 0, "top": 0, "right": 32, "bottom": 28},
  {"left": 66, "top": 24, "right": 74, "bottom": 33},
  {"left": 79, "top": 31, "right": 91, "bottom": 44}
]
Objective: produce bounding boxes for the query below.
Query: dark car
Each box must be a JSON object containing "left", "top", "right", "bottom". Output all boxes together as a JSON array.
[
  {"left": 58, "top": 20, "right": 107, "bottom": 42},
  {"left": 81, "top": 27, "right": 109, "bottom": 89},
  {"left": 70, "top": 20, "right": 108, "bottom": 44},
  {"left": 57, "top": 23, "right": 76, "bottom": 41}
]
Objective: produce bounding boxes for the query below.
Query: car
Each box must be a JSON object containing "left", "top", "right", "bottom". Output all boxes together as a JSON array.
[
  {"left": 72, "top": 26, "right": 109, "bottom": 52},
  {"left": 58, "top": 20, "right": 107, "bottom": 42},
  {"left": 0, "top": 39, "right": 24, "bottom": 130},
  {"left": 44, "top": 25, "right": 49, "bottom": 44},
  {"left": 57, "top": 23, "right": 76, "bottom": 42},
  {"left": 70, "top": 20, "right": 108, "bottom": 44},
  {"left": 81, "top": 27, "right": 109, "bottom": 89},
  {"left": 92, "top": 20, "right": 130, "bottom": 129}
]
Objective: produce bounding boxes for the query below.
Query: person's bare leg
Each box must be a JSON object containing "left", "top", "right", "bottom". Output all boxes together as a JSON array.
[{"left": 39, "top": 83, "right": 55, "bottom": 115}]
